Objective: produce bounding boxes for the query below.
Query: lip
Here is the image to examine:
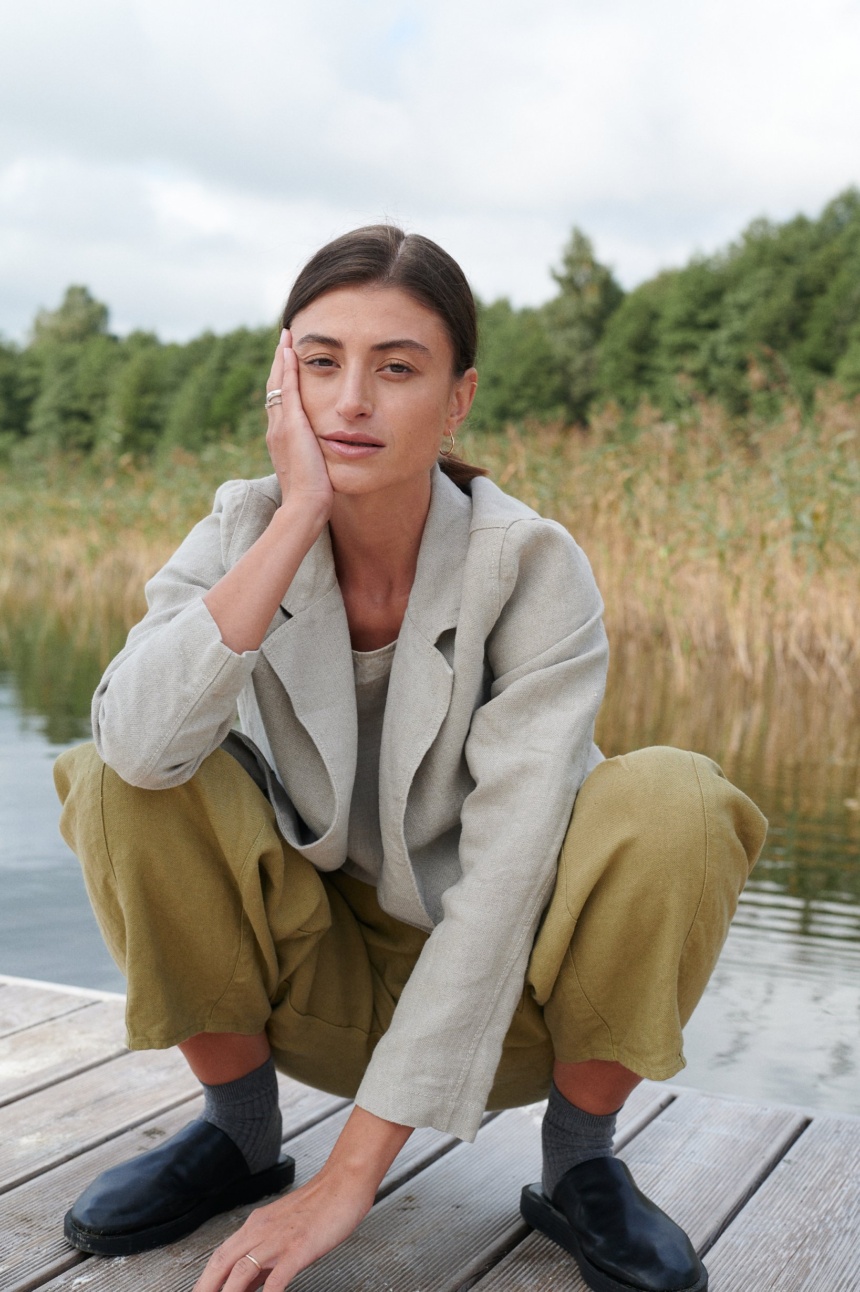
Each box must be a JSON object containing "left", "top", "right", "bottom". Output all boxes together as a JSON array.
[{"left": 319, "top": 432, "right": 385, "bottom": 458}]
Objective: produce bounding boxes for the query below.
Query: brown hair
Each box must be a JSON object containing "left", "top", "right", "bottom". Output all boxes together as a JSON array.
[{"left": 282, "top": 224, "right": 487, "bottom": 490}]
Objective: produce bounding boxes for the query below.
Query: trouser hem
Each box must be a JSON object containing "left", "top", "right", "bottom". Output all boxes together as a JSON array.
[{"left": 550, "top": 1043, "right": 687, "bottom": 1083}]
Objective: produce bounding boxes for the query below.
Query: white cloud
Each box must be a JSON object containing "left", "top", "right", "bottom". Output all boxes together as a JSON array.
[{"left": 1, "top": 0, "right": 858, "bottom": 339}]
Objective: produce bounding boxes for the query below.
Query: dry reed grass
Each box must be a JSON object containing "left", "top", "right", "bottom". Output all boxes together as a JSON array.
[{"left": 1, "top": 397, "right": 857, "bottom": 775}]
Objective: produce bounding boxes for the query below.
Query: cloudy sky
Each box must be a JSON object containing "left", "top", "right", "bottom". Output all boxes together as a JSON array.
[{"left": 1, "top": 0, "right": 859, "bottom": 341}]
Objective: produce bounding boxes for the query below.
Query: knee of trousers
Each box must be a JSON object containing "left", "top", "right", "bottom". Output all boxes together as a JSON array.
[
  {"left": 53, "top": 742, "right": 331, "bottom": 946},
  {"left": 527, "top": 745, "right": 768, "bottom": 1007}
]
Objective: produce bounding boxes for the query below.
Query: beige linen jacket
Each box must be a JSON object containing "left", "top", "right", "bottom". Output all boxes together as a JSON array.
[{"left": 93, "top": 466, "right": 609, "bottom": 1140}]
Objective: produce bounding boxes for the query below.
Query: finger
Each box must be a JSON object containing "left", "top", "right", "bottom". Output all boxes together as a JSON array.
[
  {"left": 266, "top": 328, "right": 288, "bottom": 395},
  {"left": 279, "top": 339, "right": 310, "bottom": 426},
  {"left": 265, "top": 1263, "right": 293, "bottom": 1291},
  {"left": 219, "top": 1252, "right": 269, "bottom": 1292},
  {"left": 194, "top": 1239, "right": 260, "bottom": 1292}
]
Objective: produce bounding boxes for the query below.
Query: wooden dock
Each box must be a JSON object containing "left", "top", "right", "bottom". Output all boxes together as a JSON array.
[{"left": 0, "top": 973, "right": 857, "bottom": 1292}]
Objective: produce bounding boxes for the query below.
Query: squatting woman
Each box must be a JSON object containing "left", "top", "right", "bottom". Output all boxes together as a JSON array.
[{"left": 55, "top": 225, "right": 766, "bottom": 1292}]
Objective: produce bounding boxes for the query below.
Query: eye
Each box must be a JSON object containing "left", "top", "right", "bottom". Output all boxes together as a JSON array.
[
  {"left": 304, "top": 355, "right": 338, "bottom": 369},
  {"left": 382, "top": 360, "right": 413, "bottom": 375}
]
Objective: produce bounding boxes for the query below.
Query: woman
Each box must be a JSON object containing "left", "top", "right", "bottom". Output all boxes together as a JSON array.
[{"left": 54, "top": 225, "right": 766, "bottom": 1292}]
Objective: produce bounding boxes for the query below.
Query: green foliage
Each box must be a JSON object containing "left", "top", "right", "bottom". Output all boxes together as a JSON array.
[
  {"left": 597, "top": 275, "right": 674, "bottom": 410},
  {"left": 470, "top": 299, "right": 566, "bottom": 429},
  {"left": 4, "top": 188, "right": 860, "bottom": 457},
  {"left": 597, "top": 187, "right": 860, "bottom": 415},
  {"left": 541, "top": 228, "right": 624, "bottom": 420},
  {"left": 32, "top": 284, "right": 109, "bottom": 346},
  {"left": 160, "top": 327, "right": 274, "bottom": 452}
]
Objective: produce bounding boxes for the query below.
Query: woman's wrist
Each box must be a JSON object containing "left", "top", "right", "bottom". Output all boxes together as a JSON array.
[
  {"left": 271, "top": 491, "right": 330, "bottom": 544},
  {"left": 321, "top": 1106, "right": 413, "bottom": 1195},
  {"left": 203, "top": 494, "right": 328, "bottom": 655}
]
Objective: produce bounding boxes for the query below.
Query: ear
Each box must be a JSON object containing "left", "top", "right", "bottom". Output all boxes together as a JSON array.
[{"left": 447, "top": 367, "right": 478, "bottom": 429}]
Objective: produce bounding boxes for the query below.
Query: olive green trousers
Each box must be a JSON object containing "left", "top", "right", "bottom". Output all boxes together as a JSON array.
[{"left": 54, "top": 744, "right": 766, "bottom": 1111}]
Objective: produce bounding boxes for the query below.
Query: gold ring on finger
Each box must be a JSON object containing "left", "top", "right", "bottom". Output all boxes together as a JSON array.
[{"left": 244, "top": 1252, "right": 263, "bottom": 1272}]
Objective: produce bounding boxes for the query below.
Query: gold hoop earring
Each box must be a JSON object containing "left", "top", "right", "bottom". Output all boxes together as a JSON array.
[{"left": 440, "top": 432, "right": 456, "bottom": 457}]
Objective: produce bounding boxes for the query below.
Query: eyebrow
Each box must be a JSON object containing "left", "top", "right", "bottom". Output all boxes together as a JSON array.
[{"left": 294, "top": 333, "right": 431, "bottom": 356}]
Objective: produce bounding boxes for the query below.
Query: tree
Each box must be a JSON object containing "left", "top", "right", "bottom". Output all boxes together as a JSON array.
[
  {"left": 541, "top": 229, "right": 624, "bottom": 421},
  {"left": 32, "top": 285, "right": 109, "bottom": 346},
  {"left": 470, "top": 299, "right": 567, "bottom": 430}
]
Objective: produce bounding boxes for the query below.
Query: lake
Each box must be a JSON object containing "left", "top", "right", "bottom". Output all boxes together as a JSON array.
[{"left": 1, "top": 637, "right": 858, "bottom": 1117}]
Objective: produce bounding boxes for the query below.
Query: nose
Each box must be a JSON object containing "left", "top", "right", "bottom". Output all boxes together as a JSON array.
[{"left": 335, "top": 364, "right": 373, "bottom": 420}]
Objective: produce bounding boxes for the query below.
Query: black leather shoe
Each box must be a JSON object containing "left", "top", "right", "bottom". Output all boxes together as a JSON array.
[
  {"left": 64, "top": 1119, "right": 296, "bottom": 1255},
  {"left": 521, "top": 1157, "right": 707, "bottom": 1292}
]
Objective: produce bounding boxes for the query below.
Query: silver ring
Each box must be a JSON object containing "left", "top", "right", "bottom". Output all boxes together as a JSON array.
[
  {"left": 265, "top": 389, "right": 283, "bottom": 408},
  {"left": 244, "top": 1253, "right": 263, "bottom": 1272}
]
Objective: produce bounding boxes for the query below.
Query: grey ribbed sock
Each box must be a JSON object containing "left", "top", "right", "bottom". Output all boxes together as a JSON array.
[
  {"left": 201, "top": 1056, "right": 282, "bottom": 1174},
  {"left": 541, "top": 1081, "right": 617, "bottom": 1197}
]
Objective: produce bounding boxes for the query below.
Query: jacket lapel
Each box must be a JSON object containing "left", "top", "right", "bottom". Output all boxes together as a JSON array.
[
  {"left": 380, "top": 469, "right": 472, "bottom": 837},
  {"left": 259, "top": 526, "right": 357, "bottom": 847},
  {"left": 253, "top": 467, "right": 473, "bottom": 891}
]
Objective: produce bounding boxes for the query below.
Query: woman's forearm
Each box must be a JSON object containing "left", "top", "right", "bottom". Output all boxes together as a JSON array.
[
  {"left": 203, "top": 498, "right": 329, "bottom": 655},
  {"left": 321, "top": 1105, "right": 414, "bottom": 1197}
]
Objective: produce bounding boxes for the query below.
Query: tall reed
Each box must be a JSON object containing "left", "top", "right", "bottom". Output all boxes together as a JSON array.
[{"left": 1, "top": 396, "right": 857, "bottom": 771}]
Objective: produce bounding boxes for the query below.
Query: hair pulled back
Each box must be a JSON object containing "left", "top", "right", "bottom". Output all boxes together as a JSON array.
[{"left": 282, "top": 225, "right": 486, "bottom": 489}]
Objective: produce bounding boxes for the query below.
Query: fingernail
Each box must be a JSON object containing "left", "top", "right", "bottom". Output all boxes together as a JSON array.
[{"left": 280, "top": 327, "right": 287, "bottom": 342}]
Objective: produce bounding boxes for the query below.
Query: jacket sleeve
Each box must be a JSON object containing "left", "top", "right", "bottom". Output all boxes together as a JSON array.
[
  {"left": 91, "top": 481, "right": 262, "bottom": 788},
  {"left": 354, "top": 518, "right": 609, "bottom": 1140}
]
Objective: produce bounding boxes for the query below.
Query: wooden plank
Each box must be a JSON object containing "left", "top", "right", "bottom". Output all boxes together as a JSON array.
[
  {"left": 612, "top": 1079, "right": 675, "bottom": 1149},
  {"left": 280, "top": 1103, "right": 461, "bottom": 1198},
  {"left": 469, "top": 1091, "right": 806, "bottom": 1291},
  {"left": 22, "top": 1104, "right": 461, "bottom": 1292},
  {"left": 704, "top": 1115, "right": 860, "bottom": 1291},
  {"left": 0, "top": 1048, "right": 201, "bottom": 1195},
  {"left": 0, "top": 1077, "right": 345, "bottom": 1292},
  {"left": 0, "top": 983, "right": 93, "bottom": 1041},
  {"left": 25, "top": 1081, "right": 674, "bottom": 1292},
  {"left": 31, "top": 1106, "right": 541, "bottom": 1292},
  {"left": 0, "top": 1000, "right": 128, "bottom": 1107}
]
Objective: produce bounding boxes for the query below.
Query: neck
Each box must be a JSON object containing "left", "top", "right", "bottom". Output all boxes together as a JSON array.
[{"left": 328, "top": 470, "right": 433, "bottom": 599}]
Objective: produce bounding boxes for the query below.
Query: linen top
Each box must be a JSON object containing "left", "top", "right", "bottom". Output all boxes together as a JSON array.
[{"left": 343, "top": 640, "right": 397, "bottom": 885}]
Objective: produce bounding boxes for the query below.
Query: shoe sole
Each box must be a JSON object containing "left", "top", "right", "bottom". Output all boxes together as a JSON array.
[
  {"left": 520, "top": 1183, "right": 708, "bottom": 1292},
  {"left": 64, "top": 1156, "right": 296, "bottom": 1256}
]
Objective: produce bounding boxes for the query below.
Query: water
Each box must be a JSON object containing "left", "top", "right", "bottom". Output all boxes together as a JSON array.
[
  {"left": 1, "top": 655, "right": 858, "bottom": 1116},
  {"left": 0, "top": 681, "right": 123, "bottom": 990}
]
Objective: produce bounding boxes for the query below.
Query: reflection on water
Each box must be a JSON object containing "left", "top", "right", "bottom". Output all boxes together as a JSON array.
[
  {"left": 0, "top": 621, "right": 858, "bottom": 1113},
  {"left": 0, "top": 678, "right": 123, "bottom": 990}
]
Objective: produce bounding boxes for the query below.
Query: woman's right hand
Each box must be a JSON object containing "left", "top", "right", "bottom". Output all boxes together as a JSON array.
[
  {"left": 201, "top": 331, "right": 333, "bottom": 655},
  {"left": 266, "top": 329, "right": 333, "bottom": 524}
]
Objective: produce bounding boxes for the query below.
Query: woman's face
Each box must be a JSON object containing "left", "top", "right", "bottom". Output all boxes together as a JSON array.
[{"left": 289, "top": 285, "right": 477, "bottom": 498}]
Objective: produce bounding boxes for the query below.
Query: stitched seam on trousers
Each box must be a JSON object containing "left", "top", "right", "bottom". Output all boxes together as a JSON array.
[
  {"left": 97, "top": 760, "right": 121, "bottom": 888},
  {"left": 679, "top": 752, "right": 710, "bottom": 962},
  {"left": 278, "top": 981, "right": 377, "bottom": 1037},
  {"left": 564, "top": 942, "right": 616, "bottom": 1053},
  {"left": 203, "top": 819, "right": 274, "bottom": 1031}
]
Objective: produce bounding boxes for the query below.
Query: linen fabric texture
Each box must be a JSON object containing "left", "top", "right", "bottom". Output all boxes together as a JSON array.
[
  {"left": 55, "top": 743, "right": 767, "bottom": 1137},
  {"left": 87, "top": 467, "right": 608, "bottom": 1139}
]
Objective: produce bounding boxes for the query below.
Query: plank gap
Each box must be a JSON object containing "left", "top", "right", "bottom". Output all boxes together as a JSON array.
[
  {"left": 0, "top": 1047, "right": 130, "bottom": 1111},
  {"left": 0, "top": 1089, "right": 201, "bottom": 1197},
  {"left": 6, "top": 1250, "right": 84, "bottom": 1292},
  {"left": 0, "top": 998, "right": 94, "bottom": 1043},
  {"left": 614, "top": 1087, "right": 677, "bottom": 1150},
  {"left": 455, "top": 1223, "right": 530, "bottom": 1291},
  {"left": 698, "top": 1112, "right": 814, "bottom": 1259}
]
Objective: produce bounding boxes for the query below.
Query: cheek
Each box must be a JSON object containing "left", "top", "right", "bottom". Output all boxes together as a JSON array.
[{"left": 295, "top": 372, "right": 330, "bottom": 428}]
